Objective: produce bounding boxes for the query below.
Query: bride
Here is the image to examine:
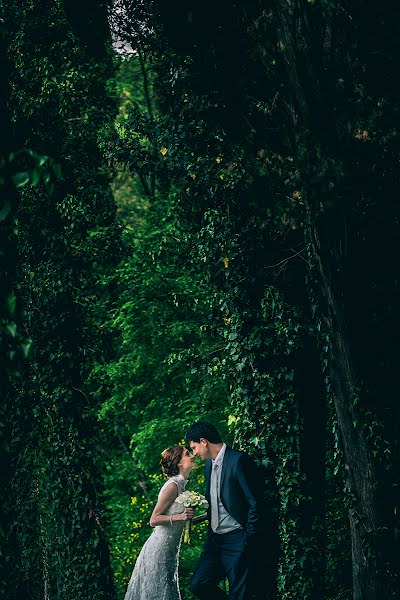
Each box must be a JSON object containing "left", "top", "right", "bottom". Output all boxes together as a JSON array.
[{"left": 124, "top": 445, "right": 195, "bottom": 600}]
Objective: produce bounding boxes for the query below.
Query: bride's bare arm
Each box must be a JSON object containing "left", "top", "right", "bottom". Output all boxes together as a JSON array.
[{"left": 149, "top": 484, "right": 194, "bottom": 527}]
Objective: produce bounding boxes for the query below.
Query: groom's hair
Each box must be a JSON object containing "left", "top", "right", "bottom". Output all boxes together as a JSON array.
[{"left": 186, "top": 421, "right": 222, "bottom": 446}]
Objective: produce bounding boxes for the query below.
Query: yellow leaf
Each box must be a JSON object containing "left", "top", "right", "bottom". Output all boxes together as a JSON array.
[
  {"left": 160, "top": 147, "right": 168, "bottom": 156},
  {"left": 223, "top": 257, "right": 229, "bottom": 269}
]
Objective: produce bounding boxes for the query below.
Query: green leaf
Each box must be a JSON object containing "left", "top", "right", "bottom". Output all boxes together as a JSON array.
[
  {"left": 6, "top": 291, "right": 17, "bottom": 317},
  {"left": 29, "top": 168, "right": 41, "bottom": 186},
  {"left": 6, "top": 322, "right": 17, "bottom": 337},
  {"left": 12, "top": 171, "right": 30, "bottom": 188},
  {"left": 0, "top": 200, "right": 11, "bottom": 222},
  {"left": 21, "top": 339, "right": 32, "bottom": 358}
]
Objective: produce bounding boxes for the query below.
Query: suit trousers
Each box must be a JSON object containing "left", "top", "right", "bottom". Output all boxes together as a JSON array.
[{"left": 189, "top": 529, "right": 251, "bottom": 600}]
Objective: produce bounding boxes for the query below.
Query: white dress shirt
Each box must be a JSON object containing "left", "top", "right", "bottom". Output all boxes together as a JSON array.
[{"left": 210, "top": 443, "right": 242, "bottom": 534}]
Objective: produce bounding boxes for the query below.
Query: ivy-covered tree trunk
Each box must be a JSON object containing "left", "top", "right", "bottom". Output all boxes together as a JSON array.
[
  {"left": 4, "top": 1, "right": 119, "bottom": 598},
  {"left": 0, "top": 18, "right": 29, "bottom": 598},
  {"left": 275, "top": 1, "right": 400, "bottom": 597},
  {"left": 1, "top": 16, "right": 55, "bottom": 596}
]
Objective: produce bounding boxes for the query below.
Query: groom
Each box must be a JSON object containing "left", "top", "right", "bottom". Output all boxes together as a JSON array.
[{"left": 186, "top": 421, "right": 266, "bottom": 600}]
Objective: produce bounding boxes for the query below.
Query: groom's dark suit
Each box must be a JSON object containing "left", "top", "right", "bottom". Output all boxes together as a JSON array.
[{"left": 190, "top": 446, "right": 266, "bottom": 600}]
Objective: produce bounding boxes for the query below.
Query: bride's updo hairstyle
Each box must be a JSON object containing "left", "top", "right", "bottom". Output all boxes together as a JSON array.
[{"left": 160, "top": 445, "right": 185, "bottom": 478}]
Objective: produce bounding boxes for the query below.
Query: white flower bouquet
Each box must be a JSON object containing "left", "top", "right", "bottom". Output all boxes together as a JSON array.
[{"left": 176, "top": 490, "right": 208, "bottom": 543}]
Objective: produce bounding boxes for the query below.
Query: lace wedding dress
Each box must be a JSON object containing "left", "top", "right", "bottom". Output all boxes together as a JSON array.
[{"left": 124, "top": 474, "right": 187, "bottom": 600}]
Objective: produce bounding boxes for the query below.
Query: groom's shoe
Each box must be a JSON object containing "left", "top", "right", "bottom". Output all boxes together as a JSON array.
[{"left": 189, "top": 580, "right": 227, "bottom": 600}]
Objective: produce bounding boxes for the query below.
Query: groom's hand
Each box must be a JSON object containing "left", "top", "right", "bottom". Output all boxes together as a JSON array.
[{"left": 191, "top": 512, "right": 208, "bottom": 524}]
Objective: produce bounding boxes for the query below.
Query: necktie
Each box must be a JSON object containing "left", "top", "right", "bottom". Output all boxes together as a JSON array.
[{"left": 210, "top": 462, "right": 219, "bottom": 531}]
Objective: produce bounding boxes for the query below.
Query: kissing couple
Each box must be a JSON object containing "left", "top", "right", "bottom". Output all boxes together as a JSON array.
[{"left": 124, "top": 421, "right": 270, "bottom": 600}]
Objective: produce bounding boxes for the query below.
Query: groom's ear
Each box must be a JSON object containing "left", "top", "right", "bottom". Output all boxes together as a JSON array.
[{"left": 199, "top": 437, "right": 208, "bottom": 446}]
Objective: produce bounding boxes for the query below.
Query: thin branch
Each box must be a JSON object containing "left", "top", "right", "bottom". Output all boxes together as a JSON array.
[
  {"left": 265, "top": 246, "right": 310, "bottom": 269},
  {"left": 137, "top": 47, "right": 154, "bottom": 124},
  {"left": 72, "top": 386, "right": 90, "bottom": 406},
  {"left": 136, "top": 169, "right": 151, "bottom": 197},
  {"left": 289, "top": 246, "right": 311, "bottom": 266},
  {"left": 137, "top": 44, "right": 156, "bottom": 198},
  {"left": 206, "top": 345, "right": 227, "bottom": 356}
]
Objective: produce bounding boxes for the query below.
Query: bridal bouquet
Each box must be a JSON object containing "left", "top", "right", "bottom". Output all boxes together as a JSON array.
[{"left": 176, "top": 490, "right": 208, "bottom": 543}]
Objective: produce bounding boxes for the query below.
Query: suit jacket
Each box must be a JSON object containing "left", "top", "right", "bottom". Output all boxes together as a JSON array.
[{"left": 205, "top": 446, "right": 264, "bottom": 548}]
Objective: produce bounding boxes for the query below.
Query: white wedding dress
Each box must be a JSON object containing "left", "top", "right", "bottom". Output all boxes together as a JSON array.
[{"left": 124, "top": 474, "right": 187, "bottom": 600}]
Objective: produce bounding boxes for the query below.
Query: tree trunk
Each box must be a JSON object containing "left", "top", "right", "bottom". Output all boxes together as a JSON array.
[
  {"left": 274, "top": 0, "right": 385, "bottom": 595},
  {"left": 5, "top": 1, "right": 119, "bottom": 598},
  {"left": 309, "top": 223, "right": 383, "bottom": 599}
]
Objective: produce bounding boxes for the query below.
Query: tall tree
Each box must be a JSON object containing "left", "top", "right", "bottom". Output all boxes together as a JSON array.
[
  {"left": 1, "top": 10, "right": 61, "bottom": 595},
  {"left": 273, "top": 3, "right": 400, "bottom": 598},
  {"left": 3, "top": 1, "right": 120, "bottom": 598}
]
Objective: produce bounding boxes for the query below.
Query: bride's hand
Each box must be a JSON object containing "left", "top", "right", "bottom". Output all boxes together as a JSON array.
[{"left": 180, "top": 508, "right": 194, "bottom": 521}]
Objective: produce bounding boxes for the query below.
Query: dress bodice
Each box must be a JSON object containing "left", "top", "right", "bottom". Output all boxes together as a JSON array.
[{"left": 158, "top": 474, "right": 187, "bottom": 516}]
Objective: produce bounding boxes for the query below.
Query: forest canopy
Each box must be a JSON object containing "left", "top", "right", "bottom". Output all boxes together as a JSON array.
[{"left": 1, "top": 1, "right": 399, "bottom": 600}]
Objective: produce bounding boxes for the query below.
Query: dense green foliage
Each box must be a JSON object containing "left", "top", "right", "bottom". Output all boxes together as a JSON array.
[
  {"left": 3, "top": 1, "right": 119, "bottom": 598},
  {"left": 1, "top": 12, "right": 62, "bottom": 594},
  {"left": 91, "top": 52, "right": 231, "bottom": 598},
  {"left": 3, "top": 2, "right": 399, "bottom": 600}
]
